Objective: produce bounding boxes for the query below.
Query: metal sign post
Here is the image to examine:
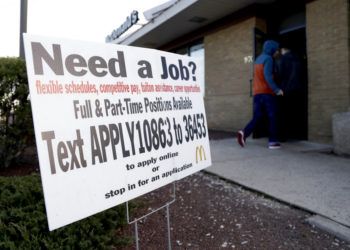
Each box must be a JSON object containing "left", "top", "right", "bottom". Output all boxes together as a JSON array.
[{"left": 126, "top": 182, "right": 176, "bottom": 250}]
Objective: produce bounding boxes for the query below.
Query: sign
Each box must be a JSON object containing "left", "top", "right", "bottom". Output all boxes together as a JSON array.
[
  {"left": 106, "top": 10, "right": 139, "bottom": 42},
  {"left": 24, "top": 34, "right": 211, "bottom": 231}
]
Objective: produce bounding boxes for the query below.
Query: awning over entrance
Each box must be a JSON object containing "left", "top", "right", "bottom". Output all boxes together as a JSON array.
[{"left": 112, "top": 0, "right": 275, "bottom": 48}]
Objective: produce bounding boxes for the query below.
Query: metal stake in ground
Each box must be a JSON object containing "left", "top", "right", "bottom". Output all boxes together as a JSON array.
[{"left": 126, "top": 182, "right": 176, "bottom": 250}]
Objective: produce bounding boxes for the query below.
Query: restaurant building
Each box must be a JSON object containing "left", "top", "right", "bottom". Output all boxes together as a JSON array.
[{"left": 111, "top": 0, "right": 350, "bottom": 143}]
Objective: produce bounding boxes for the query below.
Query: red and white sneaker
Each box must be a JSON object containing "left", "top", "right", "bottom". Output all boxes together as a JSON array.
[{"left": 237, "top": 130, "right": 246, "bottom": 147}]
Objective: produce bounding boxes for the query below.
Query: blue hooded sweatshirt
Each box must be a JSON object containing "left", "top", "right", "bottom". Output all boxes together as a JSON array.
[{"left": 253, "top": 40, "right": 281, "bottom": 95}]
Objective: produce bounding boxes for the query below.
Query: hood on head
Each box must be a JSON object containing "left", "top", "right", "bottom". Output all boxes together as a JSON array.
[{"left": 263, "top": 40, "right": 279, "bottom": 55}]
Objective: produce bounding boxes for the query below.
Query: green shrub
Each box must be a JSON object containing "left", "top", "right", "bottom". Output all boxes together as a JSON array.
[
  {"left": 0, "top": 174, "right": 131, "bottom": 249},
  {"left": 0, "top": 57, "right": 34, "bottom": 168}
]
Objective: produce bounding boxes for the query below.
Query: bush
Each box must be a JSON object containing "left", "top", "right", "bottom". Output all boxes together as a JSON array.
[
  {"left": 0, "top": 174, "right": 131, "bottom": 249},
  {"left": 0, "top": 57, "right": 34, "bottom": 168}
]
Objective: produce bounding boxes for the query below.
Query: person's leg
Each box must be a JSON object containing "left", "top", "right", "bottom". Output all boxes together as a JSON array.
[
  {"left": 243, "top": 95, "right": 264, "bottom": 139},
  {"left": 264, "top": 95, "right": 279, "bottom": 143}
]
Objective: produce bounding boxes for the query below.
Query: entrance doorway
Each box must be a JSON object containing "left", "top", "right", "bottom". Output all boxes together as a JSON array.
[
  {"left": 278, "top": 28, "right": 308, "bottom": 140},
  {"left": 252, "top": 26, "right": 308, "bottom": 141}
]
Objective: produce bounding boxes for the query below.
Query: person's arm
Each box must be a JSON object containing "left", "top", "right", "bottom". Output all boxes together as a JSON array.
[{"left": 264, "top": 57, "right": 283, "bottom": 95}]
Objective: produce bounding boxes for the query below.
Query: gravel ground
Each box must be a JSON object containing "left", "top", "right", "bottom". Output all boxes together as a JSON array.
[{"left": 118, "top": 172, "right": 350, "bottom": 249}]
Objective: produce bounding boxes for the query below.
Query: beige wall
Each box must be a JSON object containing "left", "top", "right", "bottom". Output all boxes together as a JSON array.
[
  {"left": 306, "top": 0, "right": 350, "bottom": 143},
  {"left": 204, "top": 17, "right": 258, "bottom": 132}
]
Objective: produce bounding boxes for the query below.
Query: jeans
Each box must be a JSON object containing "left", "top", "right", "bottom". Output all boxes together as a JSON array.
[{"left": 243, "top": 94, "right": 278, "bottom": 143}]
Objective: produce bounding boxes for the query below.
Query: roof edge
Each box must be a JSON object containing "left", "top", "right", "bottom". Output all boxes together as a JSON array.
[{"left": 111, "top": 0, "right": 198, "bottom": 45}]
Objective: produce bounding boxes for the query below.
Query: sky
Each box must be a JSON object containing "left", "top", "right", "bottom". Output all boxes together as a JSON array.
[{"left": 0, "top": 0, "right": 169, "bottom": 57}]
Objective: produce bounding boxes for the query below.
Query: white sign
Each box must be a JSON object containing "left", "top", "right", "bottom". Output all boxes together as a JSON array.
[{"left": 24, "top": 34, "right": 211, "bottom": 231}]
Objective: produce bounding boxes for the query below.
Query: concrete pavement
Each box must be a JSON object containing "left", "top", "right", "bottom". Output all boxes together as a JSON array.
[{"left": 206, "top": 138, "right": 350, "bottom": 241}]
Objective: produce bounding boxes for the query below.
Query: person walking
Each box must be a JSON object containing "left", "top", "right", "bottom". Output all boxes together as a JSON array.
[
  {"left": 237, "top": 40, "right": 283, "bottom": 149},
  {"left": 276, "top": 45, "right": 306, "bottom": 141}
]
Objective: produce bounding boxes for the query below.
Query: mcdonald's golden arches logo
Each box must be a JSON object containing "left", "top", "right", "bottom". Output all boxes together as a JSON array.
[{"left": 195, "top": 145, "right": 206, "bottom": 163}]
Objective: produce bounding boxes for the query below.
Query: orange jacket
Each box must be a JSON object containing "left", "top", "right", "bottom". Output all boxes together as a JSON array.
[{"left": 253, "top": 64, "right": 275, "bottom": 95}]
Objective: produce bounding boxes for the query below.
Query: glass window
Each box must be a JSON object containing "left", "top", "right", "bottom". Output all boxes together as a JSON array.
[
  {"left": 172, "top": 40, "right": 205, "bottom": 97},
  {"left": 173, "top": 47, "right": 188, "bottom": 55},
  {"left": 189, "top": 43, "right": 205, "bottom": 97}
]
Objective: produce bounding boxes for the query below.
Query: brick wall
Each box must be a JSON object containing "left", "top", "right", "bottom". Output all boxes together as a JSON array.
[
  {"left": 204, "top": 17, "right": 258, "bottom": 132},
  {"left": 306, "top": 0, "right": 350, "bottom": 143}
]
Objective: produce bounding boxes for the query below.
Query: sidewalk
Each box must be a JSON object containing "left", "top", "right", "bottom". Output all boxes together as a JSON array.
[{"left": 206, "top": 138, "right": 350, "bottom": 239}]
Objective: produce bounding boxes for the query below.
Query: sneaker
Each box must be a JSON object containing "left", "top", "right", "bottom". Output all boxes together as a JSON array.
[
  {"left": 237, "top": 130, "right": 246, "bottom": 147},
  {"left": 268, "top": 142, "right": 281, "bottom": 149}
]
